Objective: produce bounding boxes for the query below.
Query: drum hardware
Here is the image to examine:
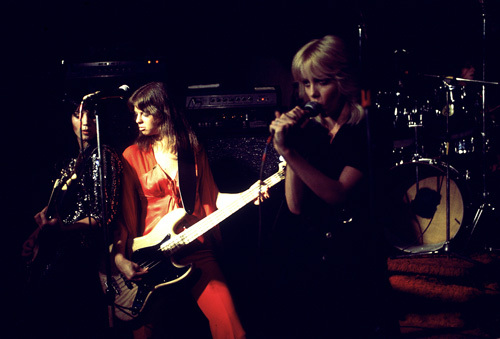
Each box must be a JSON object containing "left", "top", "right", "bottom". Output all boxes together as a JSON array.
[
  {"left": 441, "top": 81, "right": 456, "bottom": 117},
  {"left": 387, "top": 2, "right": 500, "bottom": 254},
  {"left": 385, "top": 158, "right": 467, "bottom": 254},
  {"left": 398, "top": 73, "right": 500, "bottom": 254},
  {"left": 441, "top": 80, "right": 454, "bottom": 254},
  {"left": 386, "top": 80, "right": 480, "bottom": 257},
  {"left": 422, "top": 73, "right": 499, "bottom": 87},
  {"left": 466, "top": 79, "right": 499, "bottom": 250},
  {"left": 469, "top": 0, "right": 500, "bottom": 252},
  {"left": 429, "top": 79, "right": 486, "bottom": 259},
  {"left": 439, "top": 132, "right": 476, "bottom": 156},
  {"left": 400, "top": 80, "right": 457, "bottom": 253},
  {"left": 375, "top": 89, "right": 428, "bottom": 165},
  {"left": 378, "top": 69, "right": 498, "bottom": 253},
  {"left": 442, "top": 77, "right": 500, "bottom": 251}
]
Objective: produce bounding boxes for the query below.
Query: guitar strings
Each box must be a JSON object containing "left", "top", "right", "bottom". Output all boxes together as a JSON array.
[
  {"left": 168, "top": 171, "right": 283, "bottom": 247},
  {"left": 135, "top": 169, "right": 284, "bottom": 271}
]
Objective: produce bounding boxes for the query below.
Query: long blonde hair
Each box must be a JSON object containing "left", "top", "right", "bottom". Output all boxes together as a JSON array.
[{"left": 291, "top": 35, "right": 364, "bottom": 125}]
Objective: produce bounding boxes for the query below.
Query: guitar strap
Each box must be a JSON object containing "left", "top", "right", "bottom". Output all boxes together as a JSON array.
[{"left": 178, "top": 146, "right": 196, "bottom": 215}]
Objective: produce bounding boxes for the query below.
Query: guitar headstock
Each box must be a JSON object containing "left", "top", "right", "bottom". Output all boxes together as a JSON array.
[
  {"left": 46, "top": 157, "right": 81, "bottom": 219},
  {"left": 55, "top": 161, "right": 79, "bottom": 191}
]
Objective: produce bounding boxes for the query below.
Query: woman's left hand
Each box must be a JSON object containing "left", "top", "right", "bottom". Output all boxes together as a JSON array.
[{"left": 249, "top": 180, "right": 269, "bottom": 205}]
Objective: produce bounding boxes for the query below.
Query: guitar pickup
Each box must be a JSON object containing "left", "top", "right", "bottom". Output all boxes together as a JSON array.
[
  {"left": 104, "top": 277, "right": 122, "bottom": 296},
  {"left": 122, "top": 274, "right": 134, "bottom": 290}
]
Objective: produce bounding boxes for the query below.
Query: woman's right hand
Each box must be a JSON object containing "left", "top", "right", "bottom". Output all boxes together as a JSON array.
[
  {"left": 269, "top": 106, "right": 306, "bottom": 155},
  {"left": 114, "top": 253, "right": 148, "bottom": 281}
]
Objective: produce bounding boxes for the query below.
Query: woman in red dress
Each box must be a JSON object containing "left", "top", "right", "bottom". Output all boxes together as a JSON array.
[{"left": 113, "top": 82, "right": 266, "bottom": 339}]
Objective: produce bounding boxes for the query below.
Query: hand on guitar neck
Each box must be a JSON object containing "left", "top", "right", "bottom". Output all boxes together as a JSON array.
[{"left": 216, "top": 179, "right": 270, "bottom": 209}]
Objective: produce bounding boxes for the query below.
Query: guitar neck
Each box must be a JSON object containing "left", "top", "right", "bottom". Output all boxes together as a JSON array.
[{"left": 161, "top": 170, "right": 284, "bottom": 251}]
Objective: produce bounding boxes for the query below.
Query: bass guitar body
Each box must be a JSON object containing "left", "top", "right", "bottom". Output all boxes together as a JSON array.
[{"left": 100, "top": 208, "right": 194, "bottom": 322}]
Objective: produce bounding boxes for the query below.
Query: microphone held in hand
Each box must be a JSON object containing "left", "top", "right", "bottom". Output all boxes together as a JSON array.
[
  {"left": 302, "top": 101, "right": 323, "bottom": 119},
  {"left": 294, "top": 101, "right": 324, "bottom": 127},
  {"left": 268, "top": 101, "right": 324, "bottom": 144}
]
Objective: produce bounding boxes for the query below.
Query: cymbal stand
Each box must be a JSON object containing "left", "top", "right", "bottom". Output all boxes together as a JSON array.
[
  {"left": 424, "top": 76, "right": 500, "bottom": 252},
  {"left": 441, "top": 80, "right": 453, "bottom": 252},
  {"left": 441, "top": 81, "right": 480, "bottom": 262},
  {"left": 435, "top": 81, "right": 476, "bottom": 264},
  {"left": 467, "top": 78, "right": 493, "bottom": 250},
  {"left": 467, "top": 0, "right": 497, "bottom": 251}
]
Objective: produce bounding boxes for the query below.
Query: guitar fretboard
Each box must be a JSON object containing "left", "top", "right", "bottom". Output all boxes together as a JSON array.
[{"left": 160, "top": 168, "right": 284, "bottom": 253}]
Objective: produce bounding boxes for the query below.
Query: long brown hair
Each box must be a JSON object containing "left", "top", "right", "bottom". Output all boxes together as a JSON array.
[{"left": 127, "top": 82, "right": 199, "bottom": 154}]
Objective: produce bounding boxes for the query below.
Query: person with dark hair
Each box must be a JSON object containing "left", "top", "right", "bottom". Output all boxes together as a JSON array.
[
  {"left": 20, "top": 99, "right": 122, "bottom": 339},
  {"left": 112, "top": 82, "right": 268, "bottom": 339},
  {"left": 269, "top": 35, "right": 400, "bottom": 337}
]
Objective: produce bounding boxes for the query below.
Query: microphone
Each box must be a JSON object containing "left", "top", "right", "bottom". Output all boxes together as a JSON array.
[
  {"left": 82, "top": 84, "right": 130, "bottom": 102},
  {"left": 267, "top": 101, "right": 323, "bottom": 144},
  {"left": 302, "top": 101, "right": 323, "bottom": 119},
  {"left": 293, "top": 101, "right": 323, "bottom": 127}
]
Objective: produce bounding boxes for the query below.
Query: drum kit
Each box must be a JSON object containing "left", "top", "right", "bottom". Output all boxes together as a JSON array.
[{"left": 378, "top": 73, "right": 500, "bottom": 255}]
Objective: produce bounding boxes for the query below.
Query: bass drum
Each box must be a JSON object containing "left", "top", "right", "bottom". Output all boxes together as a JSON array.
[{"left": 385, "top": 159, "right": 470, "bottom": 254}]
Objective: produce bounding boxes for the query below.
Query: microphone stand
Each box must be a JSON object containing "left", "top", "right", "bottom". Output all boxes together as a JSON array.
[
  {"left": 358, "top": 7, "right": 376, "bottom": 233},
  {"left": 86, "top": 99, "right": 116, "bottom": 331}
]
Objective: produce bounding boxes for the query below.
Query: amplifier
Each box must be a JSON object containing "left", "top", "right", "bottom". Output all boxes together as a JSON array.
[
  {"left": 64, "top": 59, "right": 166, "bottom": 79},
  {"left": 185, "top": 86, "right": 279, "bottom": 110},
  {"left": 185, "top": 85, "right": 280, "bottom": 131}
]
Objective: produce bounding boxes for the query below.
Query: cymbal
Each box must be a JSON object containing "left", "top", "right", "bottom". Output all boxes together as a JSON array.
[{"left": 422, "top": 73, "right": 499, "bottom": 86}]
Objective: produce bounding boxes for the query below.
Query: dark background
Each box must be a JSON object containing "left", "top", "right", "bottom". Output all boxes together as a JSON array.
[
  {"left": 3, "top": 0, "right": 500, "bottom": 335},
  {"left": 5, "top": 0, "right": 500, "bottom": 209}
]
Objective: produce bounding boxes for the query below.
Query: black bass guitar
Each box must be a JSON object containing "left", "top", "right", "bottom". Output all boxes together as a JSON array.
[{"left": 100, "top": 162, "right": 285, "bottom": 321}]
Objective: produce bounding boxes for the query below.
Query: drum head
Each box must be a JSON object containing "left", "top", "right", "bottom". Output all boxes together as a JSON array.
[{"left": 385, "top": 160, "right": 464, "bottom": 253}]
